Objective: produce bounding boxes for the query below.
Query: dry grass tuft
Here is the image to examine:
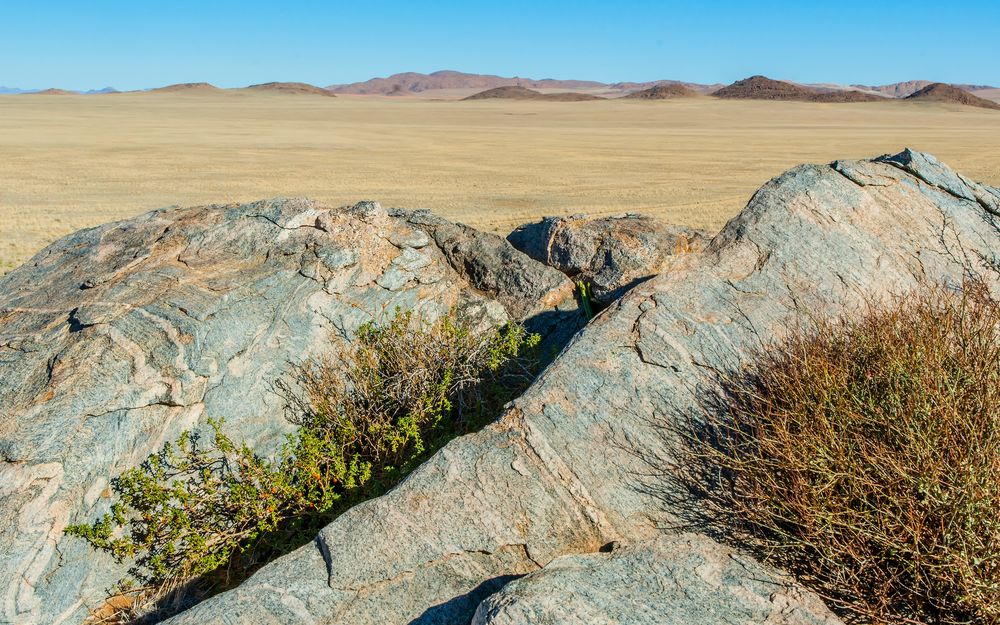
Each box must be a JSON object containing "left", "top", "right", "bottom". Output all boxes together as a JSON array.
[{"left": 665, "top": 281, "right": 1000, "bottom": 624}]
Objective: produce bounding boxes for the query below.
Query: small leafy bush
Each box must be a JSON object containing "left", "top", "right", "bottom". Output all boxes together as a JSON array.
[
  {"left": 668, "top": 281, "right": 1000, "bottom": 624},
  {"left": 67, "top": 309, "right": 538, "bottom": 621}
]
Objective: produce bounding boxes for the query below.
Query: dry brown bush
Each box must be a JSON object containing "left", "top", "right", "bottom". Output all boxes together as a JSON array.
[{"left": 665, "top": 281, "right": 1000, "bottom": 624}]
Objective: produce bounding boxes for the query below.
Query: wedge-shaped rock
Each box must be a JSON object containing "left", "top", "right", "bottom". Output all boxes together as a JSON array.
[
  {"left": 472, "top": 534, "right": 841, "bottom": 625},
  {"left": 508, "top": 213, "right": 707, "bottom": 303},
  {"left": 0, "top": 199, "right": 572, "bottom": 625},
  {"left": 164, "top": 150, "right": 1000, "bottom": 625}
]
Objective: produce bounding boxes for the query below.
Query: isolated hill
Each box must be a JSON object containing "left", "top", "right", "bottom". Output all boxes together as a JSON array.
[
  {"left": 611, "top": 79, "right": 721, "bottom": 94},
  {"left": 622, "top": 83, "right": 698, "bottom": 99},
  {"left": 463, "top": 86, "right": 604, "bottom": 101},
  {"left": 244, "top": 81, "right": 335, "bottom": 96},
  {"left": 904, "top": 82, "right": 1000, "bottom": 110},
  {"left": 329, "top": 70, "right": 607, "bottom": 95},
  {"left": 84, "top": 86, "right": 119, "bottom": 94},
  {"left": 31, "top": 88, "right": 77, "bottom": 95},
  {"left": 713, "top": 75, "right": 881, "bottom": 102},
  {"left": 712, "top": 76, "right": 820, "bottom": 100},
  {"left": 811, "top": 89, "right": 885, "bottom": 102},
  {"left": 147, "top": 82, "right": 221, "bottom": 93}
]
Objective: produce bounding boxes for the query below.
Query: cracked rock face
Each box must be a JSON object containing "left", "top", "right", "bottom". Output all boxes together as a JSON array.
[
  {"left": 163, "top": 150, "right": 1000, "bottom": 625},
  {"left": 471, "top": 534, "right": 841, "bottom": 625},
  {"left": 0, "top": 199, "right": 573, "bottom": 625},
  {"left": 507, "top": 213, "right": 708, "bottom": 303}
]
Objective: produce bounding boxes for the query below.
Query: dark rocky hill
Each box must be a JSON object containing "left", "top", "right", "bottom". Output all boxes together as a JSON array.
[
  {"left": 713, "top": 75, "right": 881, "bottom": 102},
  {"left": 621, "top": 83, "right": 698, "bottom": 99},
  {"left": 463, "top": 86, "right": 604, "bottom": 101},
  {"left": 905, "top": 82, "right": 1000, "bottom": 110},
  {"left": 147, "top": 82, "right": 221, "bottom": 93},
  {"left": 244, "top": 82, "right": 336, "bottom": 96}
]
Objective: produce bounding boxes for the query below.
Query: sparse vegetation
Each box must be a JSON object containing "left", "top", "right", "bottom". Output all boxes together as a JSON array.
[
  {"left": 666, "top": 281, "right": 1000, "bottom": 624},
  {"left": 66, "top": 309, "right": 539, "bottom": 623},
  {"left": 577, "top": 281, "right": 595, "bottom": 319}
]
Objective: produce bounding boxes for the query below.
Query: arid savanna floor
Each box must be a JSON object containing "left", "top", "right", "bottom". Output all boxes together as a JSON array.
[{"left": 2, "top": 91, "right": 999, "bottom": 272}]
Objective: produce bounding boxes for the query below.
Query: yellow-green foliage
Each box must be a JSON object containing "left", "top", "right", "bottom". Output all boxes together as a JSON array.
[
  {"left": 669, "top": 282, "right": 1000, "bottom": 625},
  {"left": 66, "top": 309, "right": 538, "bottom": 614}
]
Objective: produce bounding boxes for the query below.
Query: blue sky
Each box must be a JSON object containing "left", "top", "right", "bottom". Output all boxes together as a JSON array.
[{"left": 3, "top": 0, "right": 999, "bottom": 90}]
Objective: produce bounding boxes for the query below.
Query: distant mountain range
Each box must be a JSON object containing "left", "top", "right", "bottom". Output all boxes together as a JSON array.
[
  {"left": 326, "top": 70, "right": 607, "bottom": 95},
  {"left": 0, "top": 86, "right": 118, "bottom": 94},
  {"left": 2, "top": 72, "right": 998, "bottom": 104},
  {"left": 325, "top": 71, "right": 998, "bottom": 100},
  {"left": 326, "top": 70, "right": 725, "bottom": 95}
]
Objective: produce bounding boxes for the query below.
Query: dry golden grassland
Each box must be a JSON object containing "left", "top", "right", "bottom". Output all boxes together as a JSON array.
[{"left": 2, "top": 91, "right": 999, "bottom": 271}]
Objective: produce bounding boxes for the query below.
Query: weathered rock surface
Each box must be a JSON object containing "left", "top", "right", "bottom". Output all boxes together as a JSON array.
[
  {"left": 163, "top": 149, "right": 1000, "bottom": 625},
  {"left": 393, "top": 208, "right": 578, "bottom": 324},
  {"left": 507, "top": 213, "right": 707, "bottom": 303},
  {"left": 472, "top": 534, "right": 840, "bottom": 625},
  {"left": 0, "top": 199, "right": 573, "bottom": 625}
]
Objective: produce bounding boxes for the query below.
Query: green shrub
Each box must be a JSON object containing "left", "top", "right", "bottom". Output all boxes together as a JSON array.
[
  {"left": 66, "top": 309, "right": 539, "bottom": 621},
  {"left": 668, "top": 281, "right": 1000, "bottom": 624}
]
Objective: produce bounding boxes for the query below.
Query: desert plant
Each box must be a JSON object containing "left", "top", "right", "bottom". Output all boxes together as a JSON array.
[
  {"left": 666, "top": 281, "right": 1000, "bottom": 624},
  {"left": 577, "top": 280, "right": 595, "bottom": 319},
  {"left": 66, "top": 309, "right": 539, "bottom": 621}
]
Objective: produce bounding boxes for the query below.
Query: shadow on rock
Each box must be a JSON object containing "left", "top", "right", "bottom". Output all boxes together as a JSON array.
[{"left": 407, "top": 575, "right": 523, "bottom": 625}]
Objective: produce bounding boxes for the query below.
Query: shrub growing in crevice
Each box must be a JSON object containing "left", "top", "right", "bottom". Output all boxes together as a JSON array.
[
  {"left": 67, "top": 309, "right": 539, "bottom": 623},
  {"left": 663, "top": 281, "right": 1000, "bottom": 625}
]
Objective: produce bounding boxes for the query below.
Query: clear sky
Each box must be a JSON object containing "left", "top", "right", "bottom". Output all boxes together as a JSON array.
[{"left": 3, "top": 0, "right": 999, "bottom": 90}]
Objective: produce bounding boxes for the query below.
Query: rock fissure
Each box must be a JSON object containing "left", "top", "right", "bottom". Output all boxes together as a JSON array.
[{"left": 248, "top": 212, "right": 328, "bottom": 232}]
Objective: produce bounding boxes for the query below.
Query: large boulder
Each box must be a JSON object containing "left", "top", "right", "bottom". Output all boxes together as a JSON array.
[
  {"left": 507, "top": 213, "right": 707, "bottom": 303},
  {"left": 163, "top": 149, "right": 1000, "bottom": 625},
  {"left": 0, "top": 199, "right": 573, "bottom": 625},
  {"left": 471, "top": 534, "right": 840, "bottom": 625},
  {"left": 162, "top": 152, "right": 1000, "bottom": 625}
]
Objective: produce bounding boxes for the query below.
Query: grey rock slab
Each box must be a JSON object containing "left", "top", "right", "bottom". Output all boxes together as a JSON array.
[
  {"left": 395, "top": 209, "right": 577, "bottom": 320},
  {"left": 472, "top": 533, "right": 841, "bottom": 625},
  {"left": 507, "top": 213, "right": 708, "bottom": 303},
  {"left": 0, "top": 199, "right": 567, "bottom": 625},
  {"left": 165, "top": 150, "right": 1000, "bottom": 625}
]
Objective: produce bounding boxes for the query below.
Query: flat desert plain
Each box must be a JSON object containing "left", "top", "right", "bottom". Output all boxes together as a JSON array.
[{"left": 2, "top": 91, "right": 1000, "bottom": 272}]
